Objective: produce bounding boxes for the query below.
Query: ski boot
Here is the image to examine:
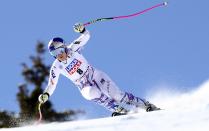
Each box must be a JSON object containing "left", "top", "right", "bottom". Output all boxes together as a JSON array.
[
  {"left": 145, "top": 102, "right": 161, "bottom": 112},
  {"left": 111, "top": 105, "right": 128, "bottom": 117}
]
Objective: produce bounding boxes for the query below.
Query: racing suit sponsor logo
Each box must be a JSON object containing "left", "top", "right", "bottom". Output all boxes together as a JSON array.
[
  {"left": 74, "top": 41, "right": 81, "bottom": 44},
  {"left": 51, "top": 70, "right": 56, "bottom": 78},
  {"left": 65, "top": 59, "right": 82, "bottom": 75}
]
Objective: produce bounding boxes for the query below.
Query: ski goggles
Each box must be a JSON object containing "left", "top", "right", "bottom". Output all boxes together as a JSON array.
[{"left": 50, "top": 46, "right": 66, "bottom": 57}]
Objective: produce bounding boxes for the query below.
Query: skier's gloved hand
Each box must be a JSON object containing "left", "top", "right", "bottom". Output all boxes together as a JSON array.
[
  {"left": 38, "top": 92, "right": 49, "bottom": 104},
  {"left": 73, "top": 23, "right": 86, "bottom": 33}
]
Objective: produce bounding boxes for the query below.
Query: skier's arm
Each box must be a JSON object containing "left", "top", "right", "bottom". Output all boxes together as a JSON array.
[
  {"left": 44, "top": 62, "right": 61, "bottom": 96},
  {"left": 39, "top": 64, "right": 60, "bottom": 104},
  {"left": 67, "top": 23, "right": 90, "bottom": 52}
]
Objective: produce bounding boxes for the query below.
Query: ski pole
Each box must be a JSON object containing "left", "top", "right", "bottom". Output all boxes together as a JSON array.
[
  {"left": 83, "top": 2, "right": 168, "bottom": 26},
  {"left": 37, "top": 103, "right": 43, "bottom": 124}
]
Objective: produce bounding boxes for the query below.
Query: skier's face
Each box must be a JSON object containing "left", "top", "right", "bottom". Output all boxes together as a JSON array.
[{"left": 57, "top": 52, "right": 67, "bottom": 61}]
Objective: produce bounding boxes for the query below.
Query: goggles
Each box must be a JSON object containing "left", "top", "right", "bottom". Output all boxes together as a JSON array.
[{"left": 50, "top": 46, "right": 66, "bottom": 57}]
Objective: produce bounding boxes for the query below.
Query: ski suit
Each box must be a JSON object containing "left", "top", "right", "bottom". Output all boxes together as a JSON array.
[{"left": 44, "top": 30, "right": 148, "bottom": 112}]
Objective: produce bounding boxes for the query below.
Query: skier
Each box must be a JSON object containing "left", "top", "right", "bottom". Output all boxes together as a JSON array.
[{"left": 38, "top": 23, "right": 159, "bottom": 116}]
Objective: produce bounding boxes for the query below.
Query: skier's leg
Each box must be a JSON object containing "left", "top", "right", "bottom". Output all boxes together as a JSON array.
[
  {"left": 92, "top": 69, "right": 125, "bottom": 101},
  {"left": 112, "top": 90, "right": 160, "bottom": 111},
  {"left": 79, "top": 85, "right": 127, "bottom": 113},
  {"left": 92, "top": 69, "right": 156, "bottom": 110},
  {"left": 107, "top": 85, "right": 159, "bottom": 111},
  {"left": 120, "top": 92, "right": 148, "bottom": 108}
]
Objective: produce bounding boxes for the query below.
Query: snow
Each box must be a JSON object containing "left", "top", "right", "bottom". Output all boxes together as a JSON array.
[{"left": 1, "top": 80, "right": 209, "bottom": 131}]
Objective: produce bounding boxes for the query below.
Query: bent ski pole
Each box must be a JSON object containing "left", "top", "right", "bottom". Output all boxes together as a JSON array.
[
  {"left": 83, "top": 2, "right": 168, "bottom": 26},
  {"left": 37, "top": 103, "right": 43, "bottom": 124}
]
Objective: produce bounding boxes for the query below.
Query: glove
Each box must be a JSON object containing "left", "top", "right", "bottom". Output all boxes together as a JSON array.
[
  {"left": 73, "top": 23, "right": 85, "bottom": 33},
  {"left": 38, "top": 92, "right": 49, "bottom": 104}
]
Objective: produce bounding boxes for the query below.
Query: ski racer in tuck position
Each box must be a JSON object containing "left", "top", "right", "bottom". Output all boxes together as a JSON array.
[{"left": 38, "top": 23, "right": 159, "bottom": 116}]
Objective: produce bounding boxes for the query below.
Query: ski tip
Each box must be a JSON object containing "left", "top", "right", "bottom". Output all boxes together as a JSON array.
[{"left": 163, "top": 2, "right": 168, "bottom": 6}]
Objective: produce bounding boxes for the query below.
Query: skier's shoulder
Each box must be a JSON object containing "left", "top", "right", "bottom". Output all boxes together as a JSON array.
[{"left": 51, "top": 59, "right": 61, "bottom": 70}]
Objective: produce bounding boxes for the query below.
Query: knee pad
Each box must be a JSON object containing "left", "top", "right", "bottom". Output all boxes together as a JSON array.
[{"left": 80, "top": 86, "right": 102, "bottom": 100}]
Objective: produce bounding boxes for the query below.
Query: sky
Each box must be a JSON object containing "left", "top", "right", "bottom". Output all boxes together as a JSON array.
[{"left": 0, "top": 0, "right": 209, "bottom": 118}]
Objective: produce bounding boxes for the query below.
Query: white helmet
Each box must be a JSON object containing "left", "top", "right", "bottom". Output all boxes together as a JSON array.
[{"left": 48, "top": 37, "right": 67, "bottom": 57}]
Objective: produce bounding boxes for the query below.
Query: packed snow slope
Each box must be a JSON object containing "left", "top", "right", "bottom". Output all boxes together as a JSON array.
[{"left": 1, "top": 80, "right": 209, "bottom": 131}]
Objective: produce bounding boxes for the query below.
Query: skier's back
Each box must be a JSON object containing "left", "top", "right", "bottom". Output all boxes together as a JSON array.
[{"left": 39, "top": 23, "right": 159, "bottom": 116}]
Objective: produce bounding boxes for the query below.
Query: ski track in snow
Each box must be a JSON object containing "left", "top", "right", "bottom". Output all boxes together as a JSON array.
[{"left": 1, "top": 80, "right": 209, "bottom": 131}]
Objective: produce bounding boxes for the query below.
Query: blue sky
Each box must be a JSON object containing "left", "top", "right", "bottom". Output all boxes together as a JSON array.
[{"left": 0, "top": 0, "right": 209, "bottom": 118}]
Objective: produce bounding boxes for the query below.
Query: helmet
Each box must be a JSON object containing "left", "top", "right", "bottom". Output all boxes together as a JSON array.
[{"left": 48, "top": 37, "right": 67, "bottom": 57}]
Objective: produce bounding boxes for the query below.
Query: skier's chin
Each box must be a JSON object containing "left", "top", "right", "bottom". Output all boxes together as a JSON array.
[
  {"left": 57, "top": 53, "right": 68, "bottom": 61},
  {"left": 58, "top": 58, "right": 67, "bottom": 62}
]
